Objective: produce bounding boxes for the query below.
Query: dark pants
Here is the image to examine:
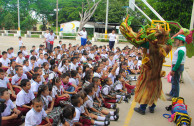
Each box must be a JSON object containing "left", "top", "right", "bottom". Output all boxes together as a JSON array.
[
  {"left": 50, "top": 44, "right": 53, "bottom": 51},
  {"left": 140, "top": 104, "right": 156, "bottom": 112},
  {"left": 1, "top": 112, "right": 23, "bottom": 126},
  {"left": 170, "top": 65, "right": 184, "bottom": 97},
  {"left": 109, "top": 41, "right": 115, "bottom": 51}
]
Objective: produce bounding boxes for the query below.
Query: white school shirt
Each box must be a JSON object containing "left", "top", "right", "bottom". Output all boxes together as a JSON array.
[
  {"left": 29, "top": 61, "right": 38, "bottom": 69},
  {"left": 108, "top": 73, "right": 115, "bottom": 84},
  {"left": 16, "top": 57, "right": 25, "bottom": 65},
  {"left": 108, "top": 33, "right": 116, "bottom": 41},
  {"left": 11, "top": 74, "right": 27, "bottom": 86},
  {"left": 70, "top": 62, "right": 77, "bottom": 71},
  {"left": 69, "top": 78, "right": 77, "bottom": 86},
  {"left": 0, "top": 58, "right": 10, "bottom": 67},
  {"left": 25, "top": 108, "right": 47, "bottom": 126},
  {"left": 108, "top": 59, "right": 114, "bottom": 67},
  {"left": 115, "top": 67, "right": 120, "bottom": 76},
  {"left": 88, "top": 53, "right": 95, "bottom": 59},
  {"left": 23, "top": 65, "right": 32, "bottom": 73},
  {"left": 7, "top": 66, "right": 16, "bottom": 75},
  {"left": 31, "top": 80, "right": 42, "bottom": 93},
  {"left": 57, "top": 44, "right": 62, "bottom": 48},
  {"left": 58, "top": 65, "right": 68, "bottom": 73},
  {"left": 102, "top": 85, "right": 111, "bottom": 95},
  {"left": 113, "top": 54, "right": 119, "bottom": 62},
  {"left": 79, "top": 31, "right": 87, "bottom": 39},
  {"left": 138, "top": 60, "right": 142, "bottom": 67},
  {"left": 0, "top": 77, "right": 9, "bottom": 88},
  {"left": 48, "top": 71, "right": 58, "bottom": 80},
  {"left": 93, "top": 72, "right": 101, "bottom": 78},
  {"left": 7, "top": 53, "right": 14, "bottom": 58},
  {"left": 1, "top": 99, "right": 15, "bottom": 117},
  {"left": 95, "top": 86, "right": 101, "bottom": 98},
  {"left": 57, "top": 54, "right": 62, "bottom": 60},
  {"left": 114, "top": 81, "right": 123, "bottom": 91},
  {"left": 40, "top": 75, "right": 46, "bottom": 84},
  {"left": 73, "top": 107, "right": 81, "bottom": 123},
  {"left": 52, "top": 85, "right": 64, "bottom": 98},
  {"left": 85, "top": 95, "right": 93, "bottom": 108},
  {"left": 16, "top": 89, "right": 35, "bottom": 107},
  {"left": 80, "top": 56, "right": 87, "bottom": 62},
  {"left": 42, "top": 68, "right": 51, "bottom": 76},
  {"left": 44, "top": 33, "right": 50, "bottom": 42},
  {"left": 22, "top": 50, "right": 28, "bottom": 56},
  {"left": 128, "top": 60, "right": 133, "bottom": 67},
  {"left": 101, "top": 54, "right": 108, "bottom": 59},
  {"left": 19, "top": 40, "right": 23, "bottom": 47},
  {"left": 37, "top": 58, "right": 44, "bottom": 66},
  {"left": 47, "top": 33, "right": 55, "bottom": 41}
]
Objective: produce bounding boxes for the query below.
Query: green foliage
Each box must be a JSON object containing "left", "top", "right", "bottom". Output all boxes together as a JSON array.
[{"left": 3, "top": 13, "right": 15, "bottom": 29}]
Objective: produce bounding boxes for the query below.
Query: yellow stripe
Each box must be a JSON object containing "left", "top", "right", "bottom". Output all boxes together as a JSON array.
[{"left": 123, "top": 99, "right": 136, "bottom": 126}]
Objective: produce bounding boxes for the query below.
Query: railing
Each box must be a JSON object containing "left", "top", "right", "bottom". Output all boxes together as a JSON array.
[
  {"left": 58, "top": 32, "right": 77, "bottom": 40},
  {"left": 1, "top": 30, "right": 20, "bottom": 37},
  {"left": 25, "top": 31, "right": 46, "bottom": 38}
]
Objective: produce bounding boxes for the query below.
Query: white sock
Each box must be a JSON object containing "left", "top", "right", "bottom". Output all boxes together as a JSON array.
[
  {"left": 116, "top": 95, "right": 121, "bottom": 99},
  {"left": 109, "top": 111, "right": 114, "bottom": 116},
  {"left": 97, "top": 116, "right": 105, "bottom": 121},
  {"left": 111, "top": 104, "right": 113, "bottom": 108},
  {"left": 94, "top": 121, "right": 104, "bottom": 125},
  {"left": 122, "top": 96, "right": 126, "bottom": 100},
  {"left": 110, "top": 116, "right": 115, "bottom": 120}
]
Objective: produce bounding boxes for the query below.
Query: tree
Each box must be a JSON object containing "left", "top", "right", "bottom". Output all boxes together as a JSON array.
[
  {"left": 78, "top": 0, "right": 101, "bottom": 32},
  {"left": 3, "top": 13, "right": 15, "bottom": 30}
]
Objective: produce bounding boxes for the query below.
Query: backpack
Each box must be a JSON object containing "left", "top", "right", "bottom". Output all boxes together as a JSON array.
[
  {"left": 166, "top": 97, "right": 186, "bottom": 111},
  {"left": 174, "top": 112, "right": 192, "bottom": 126}
]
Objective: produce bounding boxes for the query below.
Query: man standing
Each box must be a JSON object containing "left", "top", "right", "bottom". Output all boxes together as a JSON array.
[
  {"left": 167, "top": 35, "right": 186, "bottom": 100},
  {"left": 44, "top": 29, "right": 50, "bottom": 50},
  {"left": 108, "top": 29, "right": 116, "bottom": 51},
  {"left": 47, "top": 30, "right": 55, "bottom": 51},
  {"left": 78, "top": 27, "right": 87, "bottom": 46}
]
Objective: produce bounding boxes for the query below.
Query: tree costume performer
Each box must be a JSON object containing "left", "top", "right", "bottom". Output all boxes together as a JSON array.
[
  {"left": 166, "top": 35, "right": 186, "bottom": 100},
  {"left": 120, "top": 15, "right": 172, "bottom": 115}
]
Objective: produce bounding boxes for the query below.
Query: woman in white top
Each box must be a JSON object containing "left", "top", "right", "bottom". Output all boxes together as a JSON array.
[
  {"left": 78, "top": 27, "right": 87, "bottom": 46},
  {"left": 44, "top": 29, "right": 50, "bottom": 50},
  {"left": 108, "top": 29, "right": 116, "bottom": 51},
  {"left": 47, "top": 30, "right": 55, "bottom": 51}
]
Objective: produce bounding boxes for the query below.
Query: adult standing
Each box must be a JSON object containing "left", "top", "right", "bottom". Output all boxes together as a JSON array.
[
  {"left": 167, "top": 35, "right": 186, "bottom": 100},
  {"left": 44, "top": 29, "right": 50, "bottom": 50},
  {"left": 78, "top": 27, "right": 87, "bottom": 46},
  {"left": 47, "top": 30, "right": 55, "bottom": 51},
  {"left": 108, "top": 29, "right": 116, "bottom": 51}
]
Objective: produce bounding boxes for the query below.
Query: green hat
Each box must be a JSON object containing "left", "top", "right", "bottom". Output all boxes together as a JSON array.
[{"left": 174, "top": 35, "right": 186, "bottom": 42}]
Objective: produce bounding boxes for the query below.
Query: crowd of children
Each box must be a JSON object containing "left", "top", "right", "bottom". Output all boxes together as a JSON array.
[{"left": 0, "top": 40, "right": 143, "bottom": 126}]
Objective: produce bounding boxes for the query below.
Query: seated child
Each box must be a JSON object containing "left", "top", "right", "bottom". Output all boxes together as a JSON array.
[
  {"left": 58, "top": 59, "right": 69, "bottom": 73},
  {"left": 34, "top": 67, "right": 46, "bottom": 85},
  {"left": 71, "top": 94, "right": 110, "bottom": 126},
  {"left": 0, "top": 87, "right": 23, "bottom": 126},
  {"left": 0, "top": 51, "right": 10, "bottom": 71},
  {"left": 69, "top": 70, "right": 79, "bottom": 86},
  {"left": 7, "top": 48, "right": 15, "bottom": 60},
  {"left": 42, "top": 62, "right": 51, "bottom": 83},
  {"left": 130, "top": 59, "right": 140, "bottom": 74},
  {"left": 23, "top": 59, "right": 33, "bottom": 79},
  {"left": 11, "top": 65, "right": 27, "bottom": 94},
  {"left": 25, "top": 97, "right": 52, "bottom": 126},
  {"left": 16, "top": 51, "right": 25, "bottom": 66},
  {"left": 82, "top": 74, "right": 92, "bottom": 89},
  {"left": 49, "top": 65, "right": 61, "bottom": 83},
  {"left": 51, "top": 77, "right": 70, "bottom": 106},
  {"left": 29, "top": 56, "right": 38, "bottom": 70},
  {"left": 16, "top": 79, "right": 35, "bottom": 116},
  {"left": 84, "top": 84, "right": 119, "bottom": 121},
  {"left": 37, "top": 53, "right": 45, "bottom": 67},
  {"left": 31, "top": 74, "right": 42, "bottom": 96},
  {"left": 0, "top": 68, "right": 16, "bottom": 100},
  {"left": 61, "top": 73, "right": 77, "bottom": 96},
  {"left": 7, "top": 60, "right": 16, "bottom": 77}
]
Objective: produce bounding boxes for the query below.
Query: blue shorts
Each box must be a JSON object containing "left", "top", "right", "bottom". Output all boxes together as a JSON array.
[{"left": 81, "top": 38, "right": 87, "bottom": 46}]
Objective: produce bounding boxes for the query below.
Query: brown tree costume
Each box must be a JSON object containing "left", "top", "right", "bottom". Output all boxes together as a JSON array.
[{"left": 120, "top": 16, "right": 172, "bottom": 105}]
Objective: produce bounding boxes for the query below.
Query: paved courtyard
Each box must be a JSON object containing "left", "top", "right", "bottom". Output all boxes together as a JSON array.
[{"left": 0, "top": 36, "right": 194, "bottom": 126}]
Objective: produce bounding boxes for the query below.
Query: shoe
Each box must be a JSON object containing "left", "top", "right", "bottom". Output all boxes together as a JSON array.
[
  {"left": 123, "top": 97, "right": 128, "bottom": 103},
  {"left": 165, "top": 93, "right": 172, "bottom": 97},
  {"left": 117, "top": 97, "right": 123, "bottom": 104},
  {"left": 167, "top": 97, "right": 172, "bottom": 101},
  {"left": 126, "top": 93, "right": 131, "bottom": 99},
  {"left": 134, "top": 107, "right": 145, "bottom": 115},
  {"left": 149, "top": 108, "right": 155, "bottom": 113},
  {"left": 131, "top": 89, "right": 135, "bottom": 95},
  {"left": 112, "top": 103, "right": 117, "bottom": 109},
  {"left": 104, "top": 114, "right": 110, "bottom": 126},
  {"left": 101, "top": 102, "right": 105, "bottom": 107},
  {"left": 113, "top": 114, "right": 119, "bottom": 121},
  {"left": 114, "top": 108, "right": 119, "bottom": 115}
]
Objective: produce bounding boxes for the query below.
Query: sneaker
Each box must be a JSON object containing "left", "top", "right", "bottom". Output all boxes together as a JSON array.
[
  {"left": 112, "top": 103, "right": 117, "bottom": 109},
  {"left": 114, "top": 108, "right": 119, "bottom": 115},
  {"left": 126, "top": 93, "right": 131, "bottom": 99},
  {"left": 123, "top": 97, "right": 128, "bottom": 103},
  {"left": 113, "top": 114, "right": 119, "bottom": 121},
  {"left": 131, "top": 89, "right": 135, "bottom": 95},
  {"left": 167, "top": 97, "right": 172, "bottom": 101},
  {"left": 104, "top": 114, "right": 110, "bottom": 126},
  {"left": 165, "top": 93, "right": 172, "bottom": 97},
  {"left": 149, "top": 108, "right": 155, "bottom": 113},
  {"left": 117, "top": 97, "right": 123, "bottom": 104},
  {"left": 134, "top": 107, "right": 145, "bottom": 115}
]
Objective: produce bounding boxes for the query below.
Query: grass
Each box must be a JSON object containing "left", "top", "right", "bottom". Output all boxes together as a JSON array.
[{"left": 31, "top": 35, "right": 39, "bottom": 38}]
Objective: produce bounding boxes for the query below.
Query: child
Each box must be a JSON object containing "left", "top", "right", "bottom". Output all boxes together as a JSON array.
[
  {"left": 23, "top": 59, "right": 34, "bottom": 79},
  {"left": 58, "top": 40, "right": 62, "bottom": 49},
  {"left": 0, "top": 87, "right": 23, "bottom": 126},
  {"left": 84, "top": 84, "right": 119, "bottom": 121},
  {"left": 130, "top": 59, "right": 140, "bottom": 74},
  {"left": 29, "top": 50, "right": 38, "bottom": 60},
  {"left": 0, "top": 51, "right": 10, "bottom": 70},
  {"left": 16, "top": 79, "right": 35, "bottom": 116},
  {"left": 7, "top": 59, "right": 16, "bottom": 77},
  {"left": 58, "top": 59, "right": 69, "bottom": 73},
  {"left": 0, "top": 68, "right": 16, "bottom": 100},
  {"left": 25, "top": 97, "right": 52, "bottom": 126},
  {"left": 42, "top": 62, "right": 50, "bottom": 82},
  {"left": 57, "top": 50, "right": 64, "bottom": 60},
  {"left": 22, "top": 46, "right": 29, "bottom": 59},
  {"left": 61, "top": 73, "right": 77, "bottom": 96},
  {"left": 37, "top": 53, "right": 45, "bottom": 67},
  {"left": 71, "top": 94, "right": 110, "bottom": 126},
  {"left": 51, "top": 77, "right": 70, "bottom": 106},
  {"left": 11, "top": 65, "right": 27, "bottom": 94},
  {"left": 70, "top": 57, "right": 78, "bottom": 71},
  {"left": 83, "top": 75, "right": 92, "bottom": 89},
  {"left": 7, "top": 48, "right": 15, "bottom": 60},
  {"left": 48, "top": 65, "right": 61, "bottom": 83},
  {"left": 31, "top": 74, "right": 42, "bottom": 95},
  {"left": 69, "top": 70, "right": 79, "bottom": 86},
  {"left": 29, "top": 56, "right": 38, "bottom": 70},
  {"left": 16, "top": 51, "right": 25, "bottom": 66},
  {"left": 18, "top": 36, "right": 23, "bottom": 49},
  {"left": 34, "top": 67, "right": 46, "bottom": 85}
]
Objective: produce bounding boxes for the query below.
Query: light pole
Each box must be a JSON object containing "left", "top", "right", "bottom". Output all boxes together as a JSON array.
[
  {"left": 190, "top": 1, "right": 194, "bottom": 30},
  {"left": 56, "top": 0, "right": 58, "bottom": 35},
  {"left": 17, "top": 0, "right": 21, "bottom": 36},
  {"left": 105, "top": 0, "right": 109, "bottom": 38}
]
